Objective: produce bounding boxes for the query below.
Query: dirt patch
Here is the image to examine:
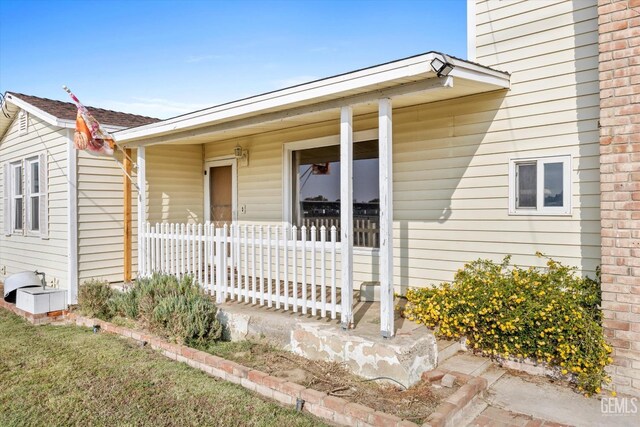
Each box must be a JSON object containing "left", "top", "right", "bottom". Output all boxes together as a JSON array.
[{"left": 199, "top": 340, "right": 456, "bottom": 423}]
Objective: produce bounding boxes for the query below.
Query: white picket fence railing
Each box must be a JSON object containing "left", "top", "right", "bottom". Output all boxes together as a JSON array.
[{"left": 139, "top": 222, "right": 342, "bottom": 319}]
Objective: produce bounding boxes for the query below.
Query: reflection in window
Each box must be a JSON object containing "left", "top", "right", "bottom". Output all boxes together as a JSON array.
[
  {"left": 292, "top": 140, "right": 379, "bottom": 247},
  {"left": 544, "top": 162, "right": 563, "bottom": 207},
  {"left": 12, "top": 163, "right": 23, "bottom": 231},
  {"left": 27, "top": 159, "right": 40, "bottom": 231},
  {"left": 516, "top": 162, "right": 536, "bottom": 209}
]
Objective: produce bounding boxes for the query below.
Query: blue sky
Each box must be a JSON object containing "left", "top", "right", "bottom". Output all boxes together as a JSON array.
[{"left": 0, "top": 0, "right": 468, "bottom": 119}]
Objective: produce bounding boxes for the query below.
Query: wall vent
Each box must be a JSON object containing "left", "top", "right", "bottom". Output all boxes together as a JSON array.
[{"left": 18, "top": 110, "right": 28, "bottom": 135}]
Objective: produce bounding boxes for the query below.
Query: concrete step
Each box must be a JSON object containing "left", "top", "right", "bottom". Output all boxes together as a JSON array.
[
  {"left": 217, "top": 301, "right": 438, "bottom": 387},
  {"left": 441, "top": 353, "right": 492, "bottom": 376},
  {"left": 477, "top": 364, "right": 506, "bottom": 387},
  {"left": 436, "top": 338, "right": 464, "bottom": 364}
]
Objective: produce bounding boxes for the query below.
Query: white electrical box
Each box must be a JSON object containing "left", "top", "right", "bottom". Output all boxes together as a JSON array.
[{"left": 16, "top": 287, "right": 67, "bottom": 314}]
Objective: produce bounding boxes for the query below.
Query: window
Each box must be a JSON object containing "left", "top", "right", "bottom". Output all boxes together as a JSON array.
[
  {"left": 10, "top": 162, "right": 23, "bottom": 232},
  {"left": 291, "top": 140, "right": 380, "bottom": 247},
  {"left": 25, "top": 157, "right": 40, "bottom": 232},
  {"left": 4, "top": 154, "right": 47, "bottom": 238},
  {"left": 509, "top": 155, "right": 571, "bottom": 215}
]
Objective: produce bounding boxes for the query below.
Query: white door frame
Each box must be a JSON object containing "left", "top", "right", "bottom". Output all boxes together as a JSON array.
[{"left": 204, "top": 157, "right": 238, "bottom": 223}]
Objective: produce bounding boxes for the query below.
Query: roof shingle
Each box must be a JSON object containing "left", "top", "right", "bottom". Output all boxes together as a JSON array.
[{"left": 7, "top": 92, "right": 159, "bottom": 128}]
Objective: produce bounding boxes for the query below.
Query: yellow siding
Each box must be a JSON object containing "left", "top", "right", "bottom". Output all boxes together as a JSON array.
[
  {"left": 145, "top": 144, "right": 204, "bottom": 224},
  {"left": 0, "top": 114, "right": 69, "bottom": 289},
  {"left": 79, "top": 144, "right": 202, "bottom": 283},
  {"left": 77, "top": 149, "right": 129, "bottom": 283},
  {"left": 142, "top": 1, "right": 599, "bottom": 290}
]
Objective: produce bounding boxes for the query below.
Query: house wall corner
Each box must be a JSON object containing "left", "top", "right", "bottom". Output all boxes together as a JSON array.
[{"left": 598, "top": 0, "right": 640, "bottom": 397}]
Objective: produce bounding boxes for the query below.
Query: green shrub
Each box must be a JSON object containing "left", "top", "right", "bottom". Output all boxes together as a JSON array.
[
  {"left": 77, "top": 279, "right": 114, "bottom": 320},
  {"left": 110, "top": 273, "right": 222, "bottom": 345},
  {"left": 108, "top": 288, "right": 139, "bottom": 319},
  {"left": 403, "top": 254, "right": 611, "bottom": 396}
]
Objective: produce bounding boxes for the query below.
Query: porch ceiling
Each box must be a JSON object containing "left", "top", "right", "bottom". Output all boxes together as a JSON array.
[{"left": 115, "top": 52, "right": 510, "bottom": 147}]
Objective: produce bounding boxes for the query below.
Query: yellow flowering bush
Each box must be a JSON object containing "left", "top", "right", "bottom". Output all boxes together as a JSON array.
[{"left": 404, "top": 254, "right": 611, "bottom": 395}]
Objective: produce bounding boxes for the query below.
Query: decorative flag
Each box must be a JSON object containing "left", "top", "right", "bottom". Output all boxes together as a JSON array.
[
  {"left": 63, "top": 85, "right": 115, "bottom": 156},
  {"left": 62, "top": 85, "right": 138, "bottom": 190},
  {"left": 311, "top": 163, "right": 330, "bottom": 175}
]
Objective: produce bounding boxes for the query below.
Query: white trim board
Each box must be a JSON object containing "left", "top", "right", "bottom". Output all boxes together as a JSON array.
[
  {"left": 5, "top": 94, "right": 75, "bottom": 129},
  {"left": 66, "top": 130, "right": 78, "bottom": 304},
  {"left": 115, "top": 52, "right": 510, "bottom": 145},
  {"left": 1, "top": 93, "right": 127, "bottom": 140},
  {"left": 467, "top": 0, "right": 477, "bottom": 62}
]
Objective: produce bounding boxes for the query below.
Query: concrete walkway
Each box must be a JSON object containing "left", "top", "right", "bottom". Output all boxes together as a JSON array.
[{"left": 439, "top": 353, "right": 640, "bottom": 427}]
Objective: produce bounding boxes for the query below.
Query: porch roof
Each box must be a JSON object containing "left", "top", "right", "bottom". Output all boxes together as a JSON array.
[{"left": 115, "top": 51, "right": 510, "bottom": 147}]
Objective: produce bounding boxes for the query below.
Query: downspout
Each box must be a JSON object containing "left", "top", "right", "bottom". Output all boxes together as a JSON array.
[
  {"left": 123, "top": 148, "right": 132, "bottom": 283},
  {"left": 66, "top": 129, "right": 78, "bottom": 304}
]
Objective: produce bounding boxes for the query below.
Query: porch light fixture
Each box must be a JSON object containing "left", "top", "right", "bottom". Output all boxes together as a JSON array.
[
  {"left": 234, "top": 145, "right": 249, "bottom": 167},
  {"left": 430, "top": 54, "right": 455, "bottom": 77}
]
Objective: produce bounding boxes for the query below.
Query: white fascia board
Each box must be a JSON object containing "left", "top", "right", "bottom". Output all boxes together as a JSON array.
[
  {"left": 448, "top": 64, "right": 510, "bottom": 89},
  {"left": 5, "top": 94, "right": 74, "bottom": 129},
  {"left": 115, "top": 53, "right": 439, "bottom": 142},
  {"left": 115, "top": 52, "right": 510, "bottom": 144},
  {"left": 122, "top": 77, "right": 453, "bottom": 148},
  {"left": 5, "top": 94, "right": 127, "bottom": 133}
]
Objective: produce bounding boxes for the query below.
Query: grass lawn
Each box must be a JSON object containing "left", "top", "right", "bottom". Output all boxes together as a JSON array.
[{"left": 0, "top": 310, "right": 325, "bottom": 426}]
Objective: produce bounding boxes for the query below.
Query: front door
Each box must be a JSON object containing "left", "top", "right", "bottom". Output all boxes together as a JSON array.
[{"left": 209, "top": 165, "right": 233, "bottom": 226}]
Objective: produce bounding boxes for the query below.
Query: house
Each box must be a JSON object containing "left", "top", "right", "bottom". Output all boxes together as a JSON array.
[
  {"left": 2, "top": 0, "right": 637, "bottom": 397},
  {"left": 114, "top": 3, "right": 595, "bottom": 316},
  {"left": 112, "top": 0, "right": 638, "bottom": 395},
  {"left": 0, "top": 92, "right": 158, "bottom": 303}
]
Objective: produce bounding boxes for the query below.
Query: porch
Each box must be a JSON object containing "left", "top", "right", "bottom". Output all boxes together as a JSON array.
[
  {"left": 136, "top": 100, "right": 402, "bottom": 337},
  {"left": 123, "top": 52, "right": 511, "bottom": 338}
]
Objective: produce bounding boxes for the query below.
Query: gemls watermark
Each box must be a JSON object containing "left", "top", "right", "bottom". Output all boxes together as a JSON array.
[{"left": 601, "top": 397, "right": 638, "bottom": 416}]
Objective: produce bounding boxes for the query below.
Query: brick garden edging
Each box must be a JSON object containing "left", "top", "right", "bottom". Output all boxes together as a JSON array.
[
  {"left": 421, "top": 369, "right": 488, "bottom": 427},
  {"left": 0, "top": 301, "right": 487, "bottom": 427},
  {"left": 0, "top": 298, "right": 66, "bottom": 324},
  {"left": 65, "top": 312, "right": 414, "bottom": 427}
]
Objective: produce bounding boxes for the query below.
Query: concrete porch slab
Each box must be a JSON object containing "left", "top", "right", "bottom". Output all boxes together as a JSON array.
[{"left": 216, "top": 300, "right": 437, "bottom": 387}]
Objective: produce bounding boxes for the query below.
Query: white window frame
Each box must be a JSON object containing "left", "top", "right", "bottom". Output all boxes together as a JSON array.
[
  {"left": 25, "top": 157, "right": 41, "bottom": 234},
  {"left": 282, "top": 128, "right": 380, "bottom": 254},
  {"left": 508, "top": 155, "right": 572, "bottom": 216},
  {"left": 10, "top": 161, "right": 24, "bottom": 234}
]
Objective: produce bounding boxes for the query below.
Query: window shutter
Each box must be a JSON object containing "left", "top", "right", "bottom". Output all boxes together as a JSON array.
[
  {"left": 39, "top": 153, "right": 48, "bottom": 239},
  {"left": 3, "top": 163, "right": 10, "bottom": 236}
]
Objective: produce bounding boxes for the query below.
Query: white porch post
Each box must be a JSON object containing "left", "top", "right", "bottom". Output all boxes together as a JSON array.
[
  {"left": 340, "top": 106, "right": 354, "bottom": 329},
  {"left": 137, "top": 146, "right": 146, "bottom": 278},
  {"left": 379, "top": 98, "right": 394, "bottom": 337}
]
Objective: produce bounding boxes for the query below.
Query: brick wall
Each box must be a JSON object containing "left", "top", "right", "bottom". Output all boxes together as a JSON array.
[{"left": 598, "top": 0, "right": 640, "bottom": 397}]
